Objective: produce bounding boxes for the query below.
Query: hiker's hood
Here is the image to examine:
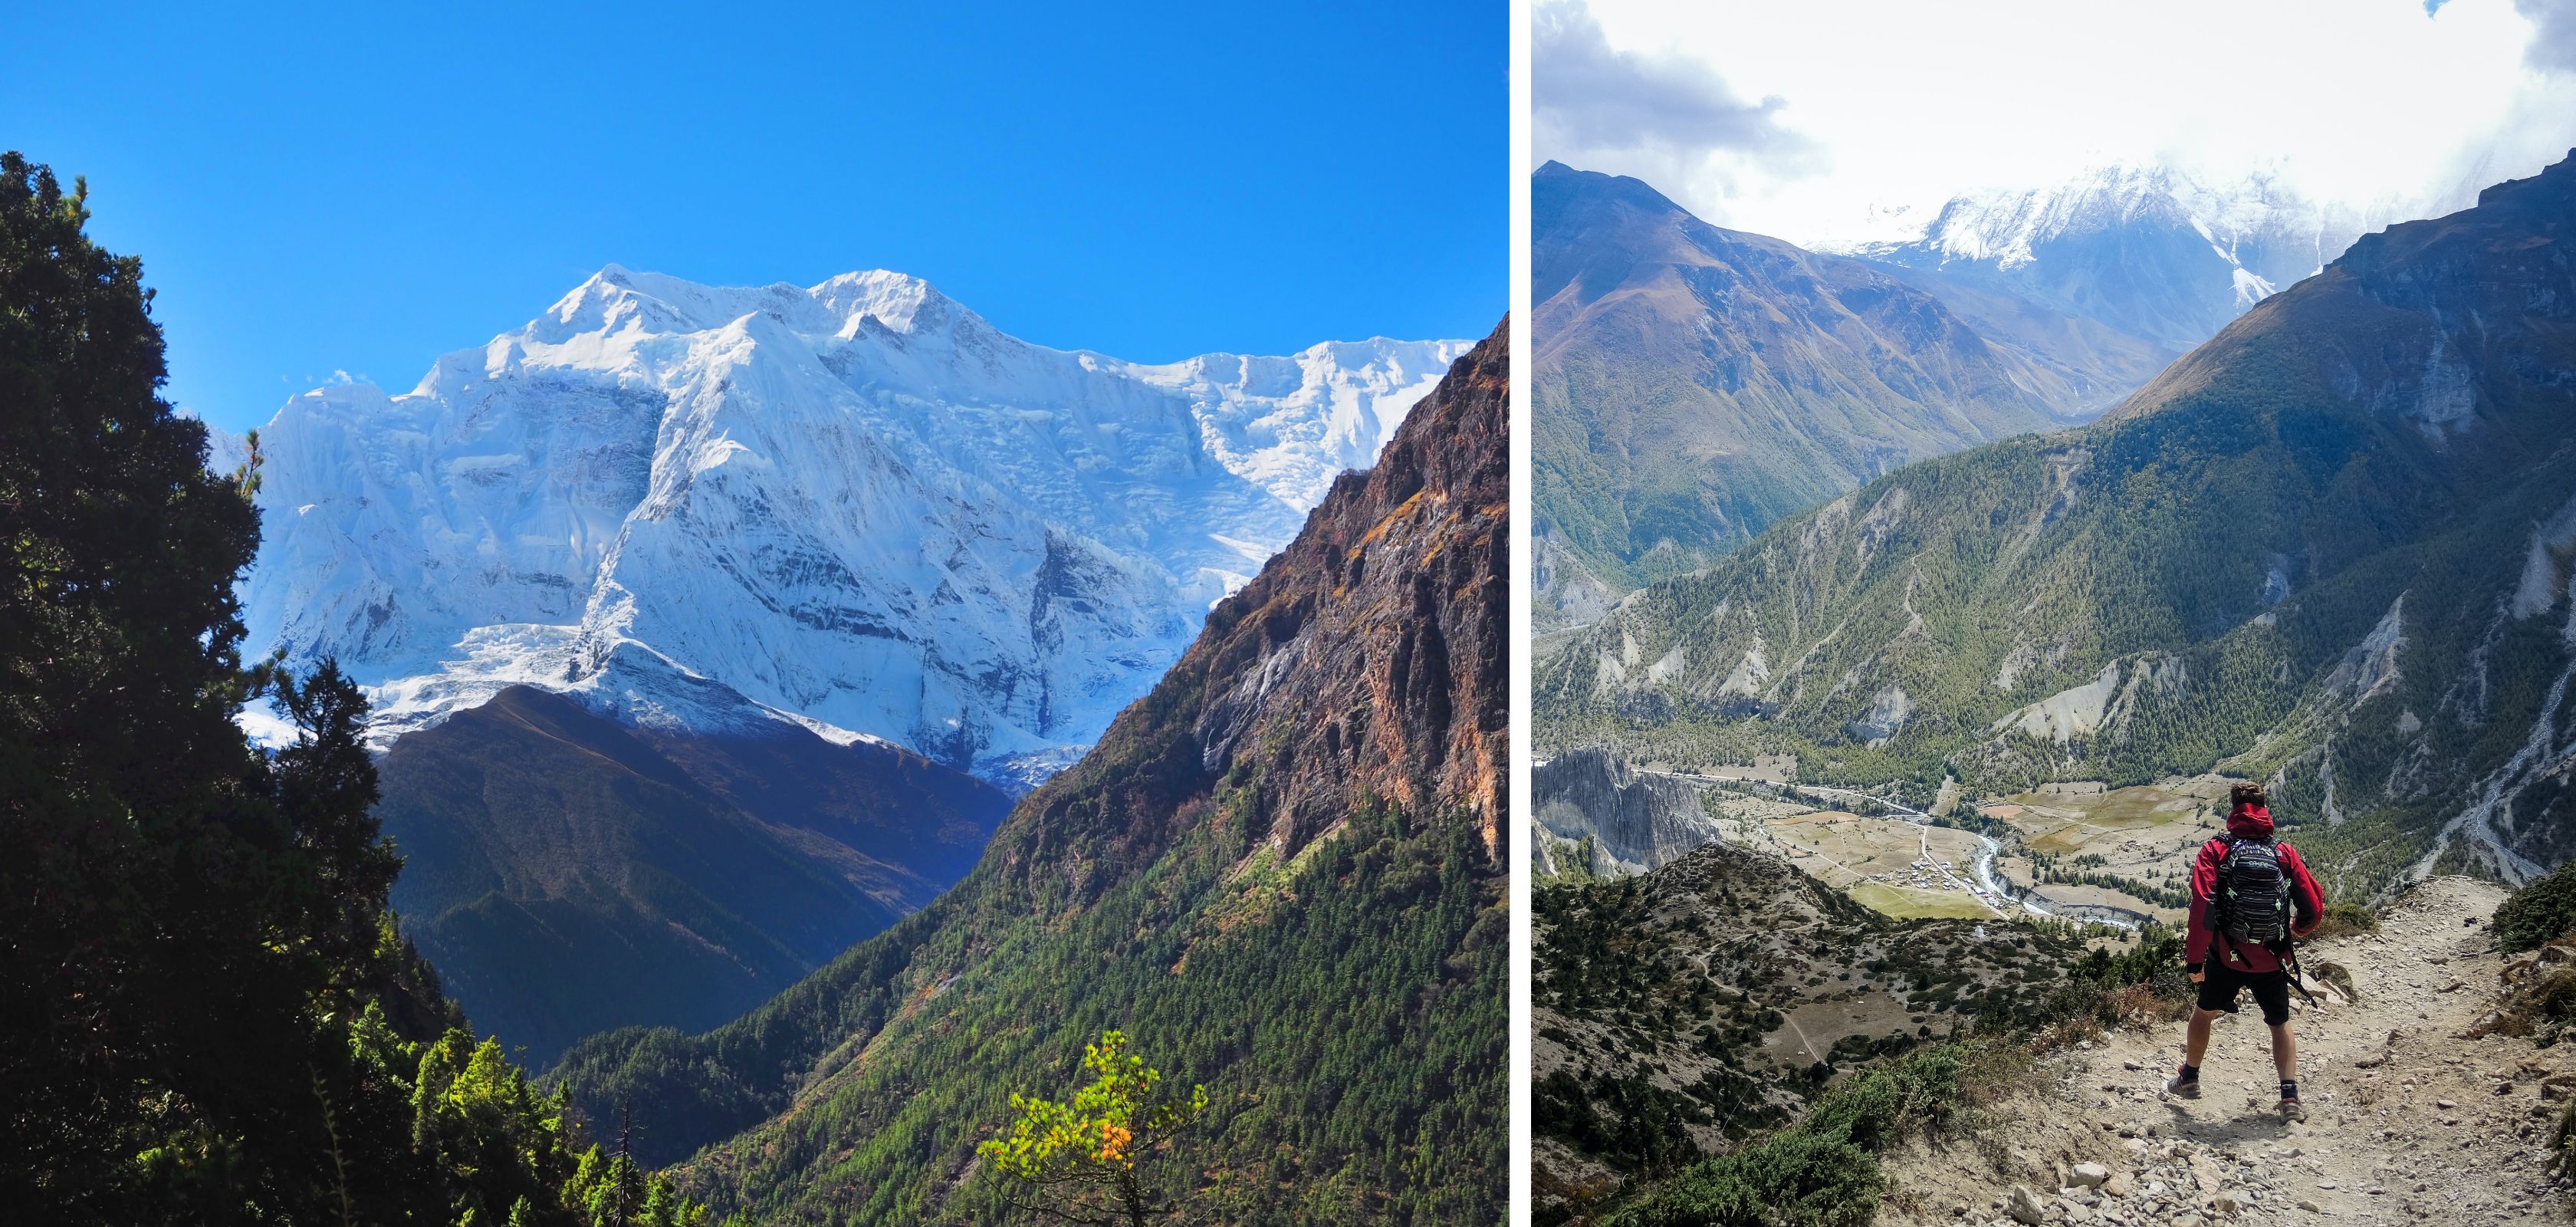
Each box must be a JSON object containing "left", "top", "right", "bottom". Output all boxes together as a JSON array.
[{"left": 2226, "top": 804, "right": 2275, "bottom": 840}]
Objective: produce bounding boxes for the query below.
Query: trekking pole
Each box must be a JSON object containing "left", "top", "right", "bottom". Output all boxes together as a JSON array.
[{"left": 2280, "top": 942, "right": 2318, "bottom": 1008}]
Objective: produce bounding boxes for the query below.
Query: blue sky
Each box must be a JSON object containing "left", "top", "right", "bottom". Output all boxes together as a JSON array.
[{"left": 4, "top": 2, "right": 1503, "bottom": 432}]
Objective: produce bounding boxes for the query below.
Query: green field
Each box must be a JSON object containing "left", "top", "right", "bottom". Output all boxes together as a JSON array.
[{"left": 1848, "top": 882, "right": 2000, "bottom": 920}]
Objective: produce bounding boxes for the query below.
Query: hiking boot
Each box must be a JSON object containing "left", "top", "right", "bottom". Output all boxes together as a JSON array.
[
  {"left": 2279, "top": 1096, "right": 2305, "bottom": 1121},
  {"left": 2164, "top": 1073, "right": 2202, "bottom": 1099}
]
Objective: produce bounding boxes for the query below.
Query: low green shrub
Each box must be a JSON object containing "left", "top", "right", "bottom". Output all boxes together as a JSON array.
[
  {"left": 2310, "top": 900, "right": 2380, "bottom": 939},
  {"left": 2498, "top": 864, "right": 2576, "bottom": 954},
  {"left": 1598, "top": 1044, "right": 1985, "bottom": 1227},
  {"left": 1601, "top": 1130, "right": 1881, "bottom": 1227},
  {"left": 2017, "top": 926, "right": 2191, "bottom": 1041}
]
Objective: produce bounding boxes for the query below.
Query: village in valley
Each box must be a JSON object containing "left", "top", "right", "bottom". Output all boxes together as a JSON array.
[{"left": 1661, "top": 765, "right": 2237, "bottom": 927}]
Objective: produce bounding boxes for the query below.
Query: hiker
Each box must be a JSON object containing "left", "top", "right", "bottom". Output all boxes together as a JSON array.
[{"left": 2164, "top": 781, "right": 2324, "bottom": 1117}]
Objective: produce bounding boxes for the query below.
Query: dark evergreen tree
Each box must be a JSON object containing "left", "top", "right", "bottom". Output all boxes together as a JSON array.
[
  {"left": 1, "top": 144, "right": 286, "bottom": 1221},
  {"left": 1, "top": 150, "right": 715, "bottom": 1227}
]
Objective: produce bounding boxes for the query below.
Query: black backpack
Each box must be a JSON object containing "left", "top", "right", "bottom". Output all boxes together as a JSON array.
[{"left": 2215, "top": 837, "right": 2291, "bottom": 946}]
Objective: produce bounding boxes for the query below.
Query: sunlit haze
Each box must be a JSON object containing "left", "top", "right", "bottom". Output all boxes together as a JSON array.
[{"left": 1539, "top": 0, "right": 2576, "bottom": 244}]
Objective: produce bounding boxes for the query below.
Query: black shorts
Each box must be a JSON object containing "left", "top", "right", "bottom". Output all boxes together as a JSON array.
[{"left": 2197, "top": 962, "right": 2292, "bottom": 1025}]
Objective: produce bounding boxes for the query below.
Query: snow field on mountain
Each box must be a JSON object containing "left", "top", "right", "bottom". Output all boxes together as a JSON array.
[{"left": 238, "top": 265, "right": 1465, "bottom": 788}]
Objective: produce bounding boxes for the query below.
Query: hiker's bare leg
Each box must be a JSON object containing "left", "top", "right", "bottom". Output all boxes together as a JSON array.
[
  {"left": 2184, "top": 1008, "right": 2217, "bottom": 1067},
  {"left": 2269, "top": 1021, "right": 2297, "bottom": 1085}
]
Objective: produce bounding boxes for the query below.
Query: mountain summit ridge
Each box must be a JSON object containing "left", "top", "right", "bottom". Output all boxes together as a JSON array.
[
  {"left": 1530, "top": 161, "right": 2082, "bottom": 623},
  {"left": 1831, "top": 162, "right": 2383, "bottom": 354},
  {"left": 239, "top": 266, "right": 1469, "bottom": 788}
]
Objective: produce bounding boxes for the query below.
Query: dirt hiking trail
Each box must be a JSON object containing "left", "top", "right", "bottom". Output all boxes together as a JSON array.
[{"left": 1881, "top": 877, "right": 2574, "bottom": 1226}]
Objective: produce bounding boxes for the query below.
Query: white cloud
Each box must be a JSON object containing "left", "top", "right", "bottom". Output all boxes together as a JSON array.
[
  {"left": 1534, "top": 0, "right": 1815, "bottom": 189},
  {"left": 1542, "top": 0, "right": 2576, "bottom": 245},
  {"left": 2520, "top": 0, "right": 2576, "bottom": 71}
]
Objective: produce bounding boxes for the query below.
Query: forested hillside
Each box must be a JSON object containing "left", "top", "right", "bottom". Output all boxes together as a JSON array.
[
  {"left": 549, "top": 320, "right": 1513, "bottom": 1225},
  {"left": 1539, "top": 151, "right": 2576, "bottom": 897},
  {"left": 0, "top": 151, "right": 710, "bottom": 1227}
]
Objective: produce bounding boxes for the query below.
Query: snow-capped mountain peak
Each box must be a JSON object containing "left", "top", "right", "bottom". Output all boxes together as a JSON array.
[
  {"left": 809, "top": 268, "right": 948, "bottom": 334},
  {"left": 242, "top": 267, "right": 1469, "bottom": 790},
  {"left": 1905, "top": 165, "right": 2192, "bottom": 268},
  {"left": 1825, "top": 163, "right": 2381, "bottom": 352}
]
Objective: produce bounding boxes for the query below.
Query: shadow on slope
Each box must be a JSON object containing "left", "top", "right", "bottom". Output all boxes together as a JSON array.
[{"left": 380, "top": 685, "right": 1009, "bottom": 1068}]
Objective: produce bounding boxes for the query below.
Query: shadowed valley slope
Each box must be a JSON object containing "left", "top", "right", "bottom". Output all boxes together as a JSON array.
[{"left": 376, "top": 686, "right": 1009, "bottom": 1067}]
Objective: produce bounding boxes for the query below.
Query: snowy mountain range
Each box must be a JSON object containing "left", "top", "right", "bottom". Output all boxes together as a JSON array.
[
  {"left": 235, "top": 266, "right": 1466, "bottom": 790},
  {"left": 1826, "top": 164, "right": 2387, "bottom": 355}
]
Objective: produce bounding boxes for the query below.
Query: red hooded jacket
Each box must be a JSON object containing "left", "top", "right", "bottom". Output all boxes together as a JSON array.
[{"left": 2185, "top": 805, "right": 2324, "bottom": 974}]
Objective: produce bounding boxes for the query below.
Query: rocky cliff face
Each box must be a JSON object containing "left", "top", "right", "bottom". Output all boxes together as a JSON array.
[
  {"left": 548, "top": 319, "right": 1512, "bottom": 1225},
  {"left": 1539, "top": 151, "right": 2576, "bottom": 893},
  {"left": 1532, "top": 749, "right": 1723, "bottom": 875},
  {"left": 1532, "top": 162, "right": 2077, "bottom": 620},
  {"left": 1183, "top": 315, "right": 1510, "bottom": 854}
]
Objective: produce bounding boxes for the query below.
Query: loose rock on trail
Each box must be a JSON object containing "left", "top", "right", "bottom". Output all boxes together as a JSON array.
[{"left": 1878, "top": 877, "right": 2574, "bottom": 1225}]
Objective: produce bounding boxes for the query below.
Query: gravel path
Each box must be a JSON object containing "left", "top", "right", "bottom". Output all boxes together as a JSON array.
[{"left": 1879, "top": 877, "right": 2574, "bottom": 1226}]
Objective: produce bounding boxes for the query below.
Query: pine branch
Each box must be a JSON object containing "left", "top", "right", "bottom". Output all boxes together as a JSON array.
[{"left": 310, "top": 1061, "right": 355, "bottom": 1227}]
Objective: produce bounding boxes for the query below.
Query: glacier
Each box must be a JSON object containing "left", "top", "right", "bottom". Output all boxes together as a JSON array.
[{"left": 237, "top": 265, "right": 1466, "bottom": 791}]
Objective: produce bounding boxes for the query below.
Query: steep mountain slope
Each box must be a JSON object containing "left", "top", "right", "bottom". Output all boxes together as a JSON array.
[
  {"left": 374, "top": 686, "right": 1008, "bottom": 1067},
  {"left": 545, "top": 320, "right": 1510, "bottom": 1225},
  {"left": 1533, "top": 840, "right": 2085, "bottom": 1222},
  {"left": 1532, "top": 163, "right": 2079, "bottom": 622},
  {"left": 1839, "top": 164, "right": 2374, "bottom": 357},
  {"left": 242, "top": 267, "right": 1465, "bottom": 788},
  {"left": 1538, "top": 152, "right": 2576, "bottom": 896},
  {"left": 1847, "top": 258, "right": 2180, "bottom": 420}
]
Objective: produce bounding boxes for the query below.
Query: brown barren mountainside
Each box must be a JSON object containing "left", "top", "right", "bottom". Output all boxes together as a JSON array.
[
  {"left": 2105, "top": 149, "right": 2576, "bottom": 442},
  {"left": 1531, "top": 162, "right": 2080, "bottom": 617}
]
